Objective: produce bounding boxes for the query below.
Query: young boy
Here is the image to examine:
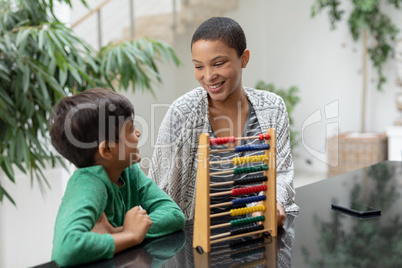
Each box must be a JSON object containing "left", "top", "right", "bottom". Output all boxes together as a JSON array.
[{"left": 49, "top": 88, "right": 185, "bottom": 266}]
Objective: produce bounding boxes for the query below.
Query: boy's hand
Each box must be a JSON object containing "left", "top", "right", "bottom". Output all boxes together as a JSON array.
[
  {"left": 92, "top": 213, "right": 123, "bottom": 234},
  {"left": 123, "top": 206, "right": 153, "bottom": 244}
]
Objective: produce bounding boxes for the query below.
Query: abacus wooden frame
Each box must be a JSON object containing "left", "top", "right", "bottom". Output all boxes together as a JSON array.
[{"left": 192, "top": 129, "right": 277, "bottom": 253}]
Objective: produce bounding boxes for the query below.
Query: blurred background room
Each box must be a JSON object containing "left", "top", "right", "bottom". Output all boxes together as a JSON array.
[{"left": 1, "top": 0, "right": 401, "bottom": 266}]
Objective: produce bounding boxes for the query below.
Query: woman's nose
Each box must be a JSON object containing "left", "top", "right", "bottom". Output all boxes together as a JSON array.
[{"left": 205, "top": 67, "right": 217, "bottom": 81}]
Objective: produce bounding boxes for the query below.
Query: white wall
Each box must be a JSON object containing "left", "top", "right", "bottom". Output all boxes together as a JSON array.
[{"left": 0, "top": 166, "right": 72, "bottom": 267}]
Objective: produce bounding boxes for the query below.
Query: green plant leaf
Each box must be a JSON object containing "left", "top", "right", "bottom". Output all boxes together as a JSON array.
[
  {"left": 0, "top": 186, "right": 16, "bottom": 206},
  {"left": 16, "top": 29, "right": 30, "bottom": 48},
  {"left": 22, "top": 65, "right": 30, "bottom": 94},
  {"left": 311, "top": 0, "right": 400, "bottom": 91},
  {"left": 38, "top": 28, "right": 46, "bottom": 50},
  {"left": 1, "top": 157, "right": 15, "bottom": 183},
  {"left": 0, "top": 0, "right": 181, "bottom": 205}
]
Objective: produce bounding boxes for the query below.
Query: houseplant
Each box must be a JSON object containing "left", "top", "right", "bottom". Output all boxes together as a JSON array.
[
  {"left": 0, "top": 0, "right": 180, "bottom": 204},
  {"left": 311, "top": 0, "right": 401, "bottom": 131},
  {"left": 311, "top": 1, "right": 392, "bottom": 175},
  {"left": 311, "top": 0, "right": 401, "bottom": 92}
]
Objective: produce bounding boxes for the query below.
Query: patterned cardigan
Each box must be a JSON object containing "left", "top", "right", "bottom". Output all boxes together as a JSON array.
[{"left": 149, "top": 87, "right": 299, "bottom": 220}]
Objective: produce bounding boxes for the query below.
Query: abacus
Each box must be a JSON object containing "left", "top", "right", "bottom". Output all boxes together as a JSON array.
[{"left": 193, "top": 129, "right": 277, "bottom": 253}]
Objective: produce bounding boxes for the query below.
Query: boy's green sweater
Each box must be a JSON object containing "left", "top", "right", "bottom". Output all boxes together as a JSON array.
[{"left": 51, "top": 164, "right": 185, "bottom": 266}]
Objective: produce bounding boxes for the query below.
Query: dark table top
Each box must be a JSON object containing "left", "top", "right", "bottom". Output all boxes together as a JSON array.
[{"left": 39, "top": 161, "right": 402, "bottom": 268}]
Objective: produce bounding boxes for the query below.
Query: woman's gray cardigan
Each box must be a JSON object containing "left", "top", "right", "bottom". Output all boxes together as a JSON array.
[{"left": 149, "top": 87, "right": 299, "bottom": 220}]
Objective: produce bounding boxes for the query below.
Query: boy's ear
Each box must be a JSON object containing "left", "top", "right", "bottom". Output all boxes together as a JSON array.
[{"left": 98, "top": 140, "right": 115, "bottom": 160}]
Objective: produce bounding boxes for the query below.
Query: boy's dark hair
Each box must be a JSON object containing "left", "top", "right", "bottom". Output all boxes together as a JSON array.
[
  {"left": 49, "top": 88, "right": 134, "bottom": 168},
  {"left": 191, "top": 17, "right": 246, "bottom": 57}
]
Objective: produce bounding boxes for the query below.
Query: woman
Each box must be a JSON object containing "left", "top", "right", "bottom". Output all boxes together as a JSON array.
[{"left": 149, "top": 17, "right": 299, "bottom": 226}]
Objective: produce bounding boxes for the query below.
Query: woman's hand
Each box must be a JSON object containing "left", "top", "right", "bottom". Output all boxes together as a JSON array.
[
  {"left": 251, "top": 202, "right": 286, "bottom": 227},
  {"left": 276, "top": 203, "right": 286, "bottom": 227}
]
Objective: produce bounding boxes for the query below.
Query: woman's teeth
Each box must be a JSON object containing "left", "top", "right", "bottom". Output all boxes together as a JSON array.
[{"left": 209, "top": 82, "right": 223, "bottom": 89}]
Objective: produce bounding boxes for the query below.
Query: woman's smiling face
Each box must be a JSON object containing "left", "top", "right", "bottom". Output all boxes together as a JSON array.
[{"left": 192, "top": 40, "right": 249, "bottom": 103}]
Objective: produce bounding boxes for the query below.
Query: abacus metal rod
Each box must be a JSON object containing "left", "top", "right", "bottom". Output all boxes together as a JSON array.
[
  {"left": 210, "top": 222, "right": 231, "bottom": 229},
  {"left": 210, "top": 190, "right": 232, "bottom": 197},
  {"left": 210, "top": 211, "right": 231, "bottom": 218},
  {"left": 210, "top": 232, "right": 231, "bottom": 240},
  {"left": 210, "top": 201, "right": 232, "bottom": 208},
  {"left": 210, "top": 148, "right": 235, "bottom": 153},
  {"left": 210, "top": 159, "right": 234, "bottom": 165},
  {"left": 236, "top": 135, "right": 267, "bottom": 141},
  {"left": 210, "top": 175, "right": 268, "bottom": 187},
  {"left": 210, "top": 170, "right": 233, "bottom": 176},
  {"left": 210, "top": 181, "right": 234, "bottom": 187}
]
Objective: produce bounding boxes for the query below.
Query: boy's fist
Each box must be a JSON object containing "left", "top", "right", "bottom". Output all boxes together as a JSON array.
[{"left": 123, "top": 206, "right": 152, "bottom": 244}]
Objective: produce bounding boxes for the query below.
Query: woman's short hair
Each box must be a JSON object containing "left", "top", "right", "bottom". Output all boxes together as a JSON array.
[{"left": 191, "top": 17, "right": 247, "bottom": 57}]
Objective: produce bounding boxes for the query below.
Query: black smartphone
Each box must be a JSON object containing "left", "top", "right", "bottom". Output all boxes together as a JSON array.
[{"left": 331, "top": 202, "right": 381, "bottom": 218}]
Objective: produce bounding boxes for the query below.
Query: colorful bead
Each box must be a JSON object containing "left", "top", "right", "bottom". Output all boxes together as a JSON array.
[
  {"left": 230, "top": 224, "right": 264, "bottom": 236},
  {"left": 231, "top": 185, "right": 267, "bottom": 196},
  {"left": 258, "top": 133, "right": 270, "bottom": 140},
  {"left": 209, "top": 136, "right": 237, "bottom": 145},
  {"left": 233, "top": 164, "right": 268, "bottom": 175},
  {"left": 233, "top": 175, "right": 268, "bottom": 185},
  {"left": 232, "top": 195, "right": 266, "bottom": 206},
  {"left": 232, "top": 155, "right": 268, "bottom": 165},
  {"left": 230, "top": 215, "right": 265, "bottom": 227},
  {"left": 229, "top": 205, "right": 265, "bottom": 217}
]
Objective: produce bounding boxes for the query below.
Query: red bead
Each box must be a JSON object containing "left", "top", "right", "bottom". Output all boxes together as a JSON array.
[{"left": 259, "top": 134, "right": 264, "bottom": 141}]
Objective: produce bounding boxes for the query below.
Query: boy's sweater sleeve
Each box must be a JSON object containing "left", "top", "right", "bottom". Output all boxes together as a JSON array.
[
  {"left": 51, "top": 171, "right": 115, "bottom": 266},
  {"left": 135, "top": 166, "right": 186, "bottom": 238}
]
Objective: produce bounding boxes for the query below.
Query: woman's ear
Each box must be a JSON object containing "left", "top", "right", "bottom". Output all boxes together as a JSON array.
[
  {"left": 98, "top": 140, "right": 114, "bottom": 160},
  {"left": 241, "top": 49, "right": 250, "bottom": 68}
]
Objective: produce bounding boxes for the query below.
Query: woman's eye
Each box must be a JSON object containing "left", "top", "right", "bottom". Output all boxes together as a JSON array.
[
  {"left": 215, "top": 62, "right": 224, "bottom": 66},
  {"left": 195, "top": 66, "right": 203, "bottom": 69}
]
